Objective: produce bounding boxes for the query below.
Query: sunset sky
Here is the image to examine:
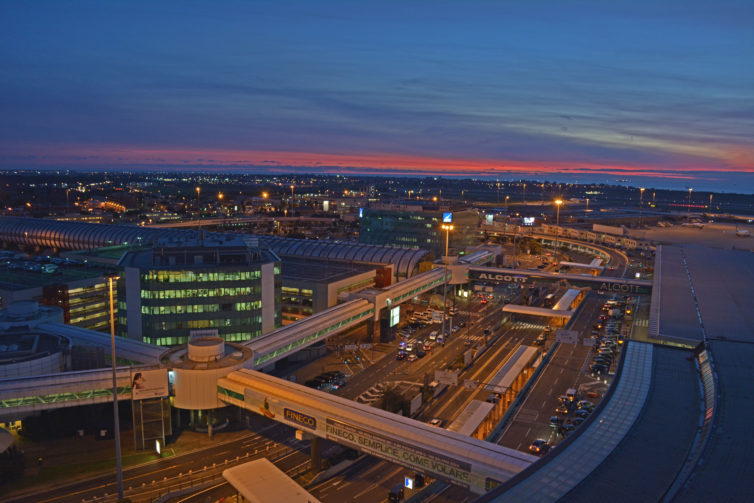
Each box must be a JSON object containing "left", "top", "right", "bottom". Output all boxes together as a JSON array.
[{"left": 1, "top": 1, "right": 752, "bottom": 191}]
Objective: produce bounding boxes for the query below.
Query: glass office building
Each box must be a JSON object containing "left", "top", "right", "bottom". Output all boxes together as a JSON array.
[
  {"left": 359, "top": 204, "right": 479, "bottom": 256},
  {"left": 118, "top": 235, "right": 280, "bottom": 346}
]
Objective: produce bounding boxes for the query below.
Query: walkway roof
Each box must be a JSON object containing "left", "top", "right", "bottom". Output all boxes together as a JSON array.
[{"left": 223, "top": 458, "right": 321, "bottom": 503}]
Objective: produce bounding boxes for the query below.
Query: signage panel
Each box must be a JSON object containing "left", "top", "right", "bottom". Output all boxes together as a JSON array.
[
  {"left": 390, "top": 306, "right": 400, "bottom": 327},
  {"left": 325, "top": 418, "right": 476, "bottom": 491},
  {"left": 131, "top": 369, "right": 169, "bottom": 400},
  {"left": 284, "top": 408, "right": 317, "bottom": 430},
  {"left": 442, "top": 212, "right": 453, "bottom": 223}
]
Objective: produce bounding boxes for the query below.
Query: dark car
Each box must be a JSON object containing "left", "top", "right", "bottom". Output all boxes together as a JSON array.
[
  {"left": 549, "top": 416, "right": 563, "bottom": 427},
  {"left": 416, "top": 350, "right": 426, "bottom": 358},
  {"left": 396, "top": 351, "right": 406, "bottom": 360},
  {"left": 590, "top": 363, "right": 608, "bottom": 374},
  {"left": 574, "top": 408, "right": 590, "bottom": 418},
  {"left": 528, "top": 438, "right": 550, "bottom": 455}
]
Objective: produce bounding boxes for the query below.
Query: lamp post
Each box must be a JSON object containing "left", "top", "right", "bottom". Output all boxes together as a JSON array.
[
  {"left": 440, "top": 224, "right": 453, "bottom": 344},
  {"left": 688, "top": 188, "right": 693, "bottom": 221},
  {"left": 195, "top": 186, "right": 201, "bottom": 211},
  {"left": 554, "top": 199, "right": 563, "bottom": 261},
  {"left": 523, "top": 183, "right": 526, "bottom": 203},
  {"left": 639, "top": 188, "right": 645, "bottom": 226},
  {"left": 290, "top": 185, "right": 294, "bottom": 208},
  {"left": 106, "top": 273, "right": 124, "bottom": 500}
]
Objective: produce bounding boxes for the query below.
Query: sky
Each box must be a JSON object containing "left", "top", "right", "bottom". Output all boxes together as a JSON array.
[{"left": 1, "top": 1, "right": 752, "bottom": 192}]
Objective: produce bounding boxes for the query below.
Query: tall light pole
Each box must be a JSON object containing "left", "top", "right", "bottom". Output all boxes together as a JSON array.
[
  {"left": 554, "top": 199, "right": 563, "bottom": 261},
  {"left": 688, "top": 188, "right": 693, "bottom": 221},
  {"left": 639, "top": 188, "right": 645, "bottom": 226},
  {"left": 585, "top": 197, "right": 590, "bottom": 215},
  {"left": 440, "top": 224, "right": 453, "bottom": 344},
  {"left": 106, "top": 273, "right": 124, "bottom": 500},
  {"left": 196, "top": 186, "right": 201, "bottom": 211},
  {"left": 523, "top": 183, "right": 526, "bottom": 203},
  {"left": 290, "top": 185, "right": 294, "bottom": 207},
  {"left": 709, "top": 193, "right": 713, "bottom": 210}
]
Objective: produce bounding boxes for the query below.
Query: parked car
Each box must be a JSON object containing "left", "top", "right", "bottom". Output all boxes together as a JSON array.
[
  {"left": 577, "top": 400, "right": 595, "bottom": 412},
  {"left": 590, "top": 363, "right": 608, "bottom": 374}
]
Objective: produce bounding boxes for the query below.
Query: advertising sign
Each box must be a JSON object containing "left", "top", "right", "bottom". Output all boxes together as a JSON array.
[
  {"left": 390, "top": 306, "right": 400, "bottom": 327},
  {"left": 325, "top": 418, "right": 475, "bottom": 490},
  {"left": 442, "top": 212, "right": 453, "bottom": 223},
  {"left": 131, "top": 369, "right": 169, "bottom": 400}
]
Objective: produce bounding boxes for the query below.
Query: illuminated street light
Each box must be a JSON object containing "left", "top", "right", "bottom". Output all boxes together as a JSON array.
[
  {"left": 639, "top": 188, "right": 645, "bottom": 225},
  {"left": 554, "top": 199, "right": 563, "bottom": 259},
  {"left": 688, "top": 187, "right": 693, "bottom": 221},
  {"left": 196, "top": 186, "right": 201, "bottom": 210},
  {"left": 105, "top": 273, "right": 124, "bottom": 500},
  {"left": 262, "top": 192, "right": 269, "bottom": 199},
  {"left": 440, "top": 223, "right": 454, "bottom": 345},
  {"left": 218, "top": 192, "right": 224, "bottom": 200}
]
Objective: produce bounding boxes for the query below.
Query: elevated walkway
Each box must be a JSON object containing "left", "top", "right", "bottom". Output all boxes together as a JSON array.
[
  {"left": 218, "top": 368, "right": 538, "bottom": 494},
  {"left": 469, "top": 266, "right": 652, "bottom": 295},
  {"left": 38, "top": 323, "right": 164, "bottom": 364},
  {"left": 247, "top": 299, "right": 374, "bottom": 368},
  {"left": 0, "top": 365, "right": 155, "bottom": 419},
  {"left": 502, "top": 305, "right": 573, "bottom": 319}
]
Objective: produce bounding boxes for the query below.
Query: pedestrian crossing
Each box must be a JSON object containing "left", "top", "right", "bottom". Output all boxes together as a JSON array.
[
  {"left": 634, "top": 319, "right": 648, "bottom": 327},
  {"left": 512, "top": 321, "right": 548, "bottom": 331}
]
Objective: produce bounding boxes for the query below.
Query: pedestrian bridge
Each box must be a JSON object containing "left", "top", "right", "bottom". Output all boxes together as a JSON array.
[
  {"left": 217, "top": 368, "right": 537, "bottom": 494},
  {"left": 469, "top": 266, "right": 652, "bottom": 295}
]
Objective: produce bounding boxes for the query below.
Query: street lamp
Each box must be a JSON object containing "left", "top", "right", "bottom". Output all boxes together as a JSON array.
[
  {"left": 688, "top": 188, "right": 693, "bottom": 221},
  {"left": 106, "top": 273, "right": 124, "bottom": 500},
  {"left": 639, "top": 188, "right": 645, "bottom": 226},
  {"left": 290, "top": 185, "right": 295, "bottom": 207},
  {"left": 195, "top": 186, "right": 201, "bottom": 210},
  {"left": 440, "top": 224, "right": 454, "bottom": 344},
  {"left": 554, "top": 199, "right": 563, "bottom": 261}
]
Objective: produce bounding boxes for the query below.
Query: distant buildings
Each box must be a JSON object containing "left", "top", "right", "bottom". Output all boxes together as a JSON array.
[
  {"left": 118, "top": 234, "right": 281, "bottom": 346},
  {"left": 358, "top": 203, "right": 479, "bottom": 256}
]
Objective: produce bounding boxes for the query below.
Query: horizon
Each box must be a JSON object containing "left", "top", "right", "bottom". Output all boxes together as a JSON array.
[{"left": 2, "top": 166, "right": 752, "bottom": 196}]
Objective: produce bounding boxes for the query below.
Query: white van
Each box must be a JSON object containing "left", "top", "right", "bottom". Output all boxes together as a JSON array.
[{"left": 428, "top": 331, "right": 438, "bottom": 341}]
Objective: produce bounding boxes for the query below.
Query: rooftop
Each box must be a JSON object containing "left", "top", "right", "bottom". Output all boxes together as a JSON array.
[{"left": 280, "top": 257, "right": 375, "bottom": 284}]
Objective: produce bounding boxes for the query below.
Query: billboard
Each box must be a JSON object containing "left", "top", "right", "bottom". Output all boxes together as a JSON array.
[
  {"left": 390, "top": 306, "right": 400, "bottom": 327},
  {"left": 131, "top": 369, "right": 169, "bottom": 400},
  {"left": 442, "top": 212, "right": 453, "bottom": 223},
  {"left": 325, "top": 418, "right": 474, "bottom": 490}
]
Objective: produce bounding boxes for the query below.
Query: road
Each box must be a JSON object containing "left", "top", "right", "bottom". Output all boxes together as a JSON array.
[{"left": 6, "top": 419, "right": 313, "bottom": 503}]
